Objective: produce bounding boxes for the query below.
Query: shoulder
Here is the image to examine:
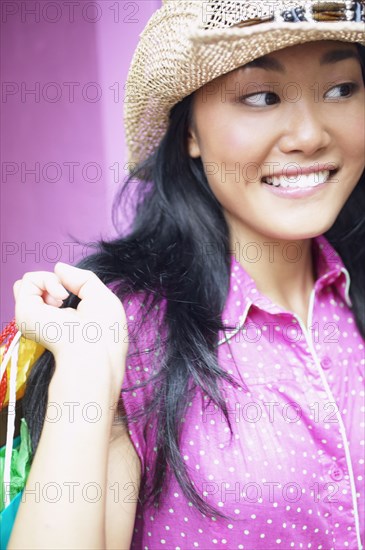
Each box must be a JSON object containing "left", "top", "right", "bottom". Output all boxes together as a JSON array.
[
  {"left": 107, "top": 282, "right": 168, "bottom": 371},
  {"left": 107, "top": 282, "right": 167, "bottom": 331},
  {"left": 106, "top": 285, "right": 168, "bottom": 473}
]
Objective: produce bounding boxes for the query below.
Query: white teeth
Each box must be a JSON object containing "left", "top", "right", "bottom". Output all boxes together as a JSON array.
[{"left": 265, "top": 170, "right": 331, "bottom": 188}]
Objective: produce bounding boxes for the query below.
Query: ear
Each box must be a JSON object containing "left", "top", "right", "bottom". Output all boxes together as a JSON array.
[{"left": 187, "top": 126, "right": 201, "bottom": 159}]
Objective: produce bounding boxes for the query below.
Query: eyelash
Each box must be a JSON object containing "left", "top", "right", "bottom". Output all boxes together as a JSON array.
[{"left": 238, "top": 82, "right": 359, "bottom": 106}]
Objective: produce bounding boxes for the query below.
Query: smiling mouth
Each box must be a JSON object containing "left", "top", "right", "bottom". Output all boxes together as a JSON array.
[{"left": 262, "top": 169, "right": 338, "bottom": 189}]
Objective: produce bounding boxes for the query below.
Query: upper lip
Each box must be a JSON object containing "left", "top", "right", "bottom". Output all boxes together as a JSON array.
[{"left": 262, "top": 163, "right": 338, "bottom": 179}]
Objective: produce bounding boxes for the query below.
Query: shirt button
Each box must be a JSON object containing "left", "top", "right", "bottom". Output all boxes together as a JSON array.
[
  {"left": 330, "top": 466, "right": 344, "bottom": 481},
  {"left": 321, "top": 357, "right": 332, "bottom": 370}
]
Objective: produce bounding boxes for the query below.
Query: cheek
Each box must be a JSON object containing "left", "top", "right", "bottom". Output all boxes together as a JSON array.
[
  {"left": 223, "top": 127, "right": 258, "bottom": 157},
  {"left": 195, "top": 105, "right": 255, "bottom": 160},
  {"left": 347, "top": 105, "right": 365, "bottom": 160},
  {"left": 355, "top": 127, "right": 365, "bottom": 162},
  {"left": 346, "top": 128, "right": 365, "bottom": 171},
  {"left": 219, "top": 116, "right": 264, "bottom": 148}
]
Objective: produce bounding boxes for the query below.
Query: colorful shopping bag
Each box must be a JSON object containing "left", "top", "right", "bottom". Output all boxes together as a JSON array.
[{"left": 0, "top": 321, "right": 45, "bottom": 549}]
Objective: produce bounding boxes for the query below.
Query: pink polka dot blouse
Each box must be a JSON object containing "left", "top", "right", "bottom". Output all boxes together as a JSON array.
[{"left": 113, "top": 235, "right": 364, "bottom": 550}]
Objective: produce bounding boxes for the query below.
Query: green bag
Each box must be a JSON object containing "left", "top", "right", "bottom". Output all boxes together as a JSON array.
[{"left": 0, "top": 418, "right": 32, "bottom": 550}]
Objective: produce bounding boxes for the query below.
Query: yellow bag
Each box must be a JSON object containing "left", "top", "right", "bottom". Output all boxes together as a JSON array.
[{"left": 0, "top": 335, "right": 45, "bottom": 410}]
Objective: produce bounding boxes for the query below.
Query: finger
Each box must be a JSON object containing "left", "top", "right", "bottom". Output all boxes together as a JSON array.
[
  {"left": 15, "top": 272, "right": 69, "bottom": 313},
  {"left": 53, "top": 262, "right": 103, "bottom": 301},
  {"left": 13, "top": 280, "right": 21, "bottom": 300},
  {"left": 14, "top": 274, "right": 68, "bottom": 333},
  {"left": 43, "top": 294, "right": 64, "bottom": 307}
]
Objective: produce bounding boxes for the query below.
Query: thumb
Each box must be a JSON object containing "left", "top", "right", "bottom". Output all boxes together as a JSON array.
[{"left": 54, "top": 262, "right": 103, "bottom": 301}]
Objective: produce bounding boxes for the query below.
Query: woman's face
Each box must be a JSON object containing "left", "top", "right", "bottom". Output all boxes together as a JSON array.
[{"left": 188, "top": 41, "right": 365, "bottom": 243}]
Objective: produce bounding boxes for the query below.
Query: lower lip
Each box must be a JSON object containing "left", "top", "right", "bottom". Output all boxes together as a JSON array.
[{"left": 262, "top": 178, "right": 332, "bottom": 198}]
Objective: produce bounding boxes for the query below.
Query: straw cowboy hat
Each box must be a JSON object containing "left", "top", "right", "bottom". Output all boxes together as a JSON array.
[{"left": 124, "top": 0, "right": 365, "bottom": 167}]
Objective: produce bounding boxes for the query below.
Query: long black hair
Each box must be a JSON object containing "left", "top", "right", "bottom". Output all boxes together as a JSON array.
[{"left": 22, "top": 44, "right": 365, "bottom": 520}]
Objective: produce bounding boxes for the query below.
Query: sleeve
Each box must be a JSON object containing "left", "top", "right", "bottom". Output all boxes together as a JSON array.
[{"left": 107, "top": 283, "right": 167, "bottom": 475}]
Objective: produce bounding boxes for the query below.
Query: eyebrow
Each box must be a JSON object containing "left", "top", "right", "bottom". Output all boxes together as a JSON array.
[
  {"left": 240, "top": 48, "right": 360, "bottom": 73},
  {"left": 319, "top": 48, "right": 359, "bottom": 65},
  {"left": 242, "top": 57, "right": 285, "bottom": 72}
]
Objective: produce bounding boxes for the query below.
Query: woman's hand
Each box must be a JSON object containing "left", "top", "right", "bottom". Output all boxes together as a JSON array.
[
  {"left": 9, "top": 264, "right": 134, "bottom": 550},
  {"left": 13, "top": 262, "right": 129, "bottom": 392}
]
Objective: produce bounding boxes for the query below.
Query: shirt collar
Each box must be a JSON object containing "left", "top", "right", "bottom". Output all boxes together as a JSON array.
[
  {"left": 312, "top": 234, "right": 352, "bottom": 308},
  {"left": 217, "top": 235, "right": 352, "bottom": 346}
]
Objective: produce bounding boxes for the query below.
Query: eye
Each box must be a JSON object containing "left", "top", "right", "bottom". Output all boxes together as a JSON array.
[
  {"left": 239, "top": 91, "right": 279, "bottom": 106},
  {"left": 324, "top": 82, "right": 358, "bottom": 100}
]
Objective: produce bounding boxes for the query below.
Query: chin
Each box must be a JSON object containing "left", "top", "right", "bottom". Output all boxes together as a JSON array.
[{"left": 264, "top": 222, "right": 335, "bottom": 242}]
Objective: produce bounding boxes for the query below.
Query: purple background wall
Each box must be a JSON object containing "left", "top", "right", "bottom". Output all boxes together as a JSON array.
[{"left": 1, "top": 0, "right": 161, "bottom": 326}]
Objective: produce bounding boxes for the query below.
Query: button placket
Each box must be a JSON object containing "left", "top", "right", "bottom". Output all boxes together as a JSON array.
[{"left": 294, "top": 289, "right": 363, "bottom": 550}]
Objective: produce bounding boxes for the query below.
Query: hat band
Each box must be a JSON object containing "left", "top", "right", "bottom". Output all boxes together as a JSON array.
[{"left": 230, "top": 1, "right": 365, "bottom": 28}]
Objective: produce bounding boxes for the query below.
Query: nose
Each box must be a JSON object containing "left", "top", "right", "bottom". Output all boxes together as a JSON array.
[{"left": 277, "top": 99, "right": 331, "bottom": 156}]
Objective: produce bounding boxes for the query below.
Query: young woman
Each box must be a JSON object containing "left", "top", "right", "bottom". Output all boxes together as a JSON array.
[{"left": 7, "top": 1, "right": 365, "bottom": 548}]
